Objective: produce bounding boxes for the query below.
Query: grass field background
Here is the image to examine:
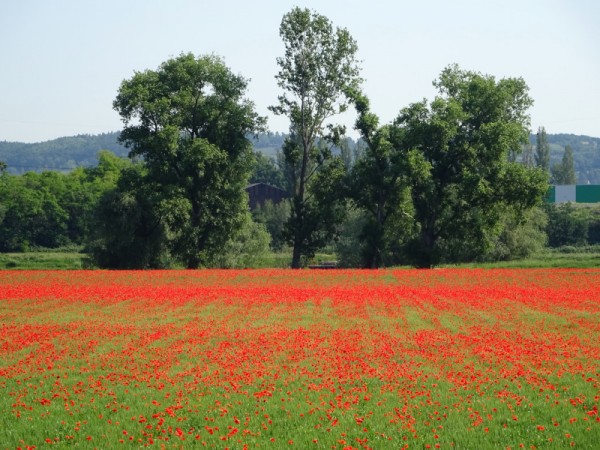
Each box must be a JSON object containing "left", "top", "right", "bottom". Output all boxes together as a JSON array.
[{"left": 1, "top": 269, "right": 599, "bottom": 448}]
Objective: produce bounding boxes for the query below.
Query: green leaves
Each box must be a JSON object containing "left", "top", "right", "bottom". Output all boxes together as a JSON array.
[
  {"left": 346, "top": 91, "right": 413, "bottom": 268},
  {"left": 0, "top": 154, "right": 126, "bottom": 253}
]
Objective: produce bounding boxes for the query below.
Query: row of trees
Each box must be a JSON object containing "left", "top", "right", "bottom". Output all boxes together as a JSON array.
[
  {"left": 0, "top": 151, "right": 125, "bottom": 252},
  {"left": 267, "top": 8, "right": 548, "bottom": 268},
  {"left": 3, "top": 154, "right": 597, "bottom": 267},
  {"left": 0, "top": 133, "right": 128, "bottom": 174},
  {"left": 1, "top": 8, "right": 553, "bottom": 268}
]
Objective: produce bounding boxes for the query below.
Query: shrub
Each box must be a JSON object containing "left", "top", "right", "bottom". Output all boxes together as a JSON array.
[
  {"left": 207, "top": 216, "right": 271, "bottom": 268},
  {"left": 545, "top": 203, "right": 588, "bottom": 247},
  {"left": 487, "top": 207, "right": 548, "bottom": 261}
]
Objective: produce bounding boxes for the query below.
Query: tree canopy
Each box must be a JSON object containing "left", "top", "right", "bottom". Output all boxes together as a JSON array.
[{"left": 0, "top": 151, "right": 126, "bottom": 252}]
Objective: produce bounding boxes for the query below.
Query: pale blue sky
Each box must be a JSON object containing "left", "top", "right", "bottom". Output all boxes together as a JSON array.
[{"left": 1, "top": 0, "right": 599, "bottom": 143}]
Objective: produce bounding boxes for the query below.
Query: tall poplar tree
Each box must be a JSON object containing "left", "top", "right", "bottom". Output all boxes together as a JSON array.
[
  {"left": 535, "top": 126, "right": 550, "bottom": 172},
  {"left": 551, "top": 145, "right": 576, "bottom": 184},
  {"left": 270, "top": 7, "right": 361, "bottom": 268}
]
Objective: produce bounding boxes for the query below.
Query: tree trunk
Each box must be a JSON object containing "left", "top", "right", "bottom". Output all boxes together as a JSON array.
[
  {"left": 291, "top": 239, "right": 302, "bottom": 269},
  {"left": 418, "top": 225, "right": 437, "bottom": 269},
  {"left": 290, "top": 134, "right": 310, "bottom": 269},
  {"left": 186, "top": 255, "right": 201, "bottom": 269},
  {"left": 290, "top": 195, "right": 304, "bottom": 269},
  {"left": 372, "top": 197, "right": 386, "bottom": 269}
]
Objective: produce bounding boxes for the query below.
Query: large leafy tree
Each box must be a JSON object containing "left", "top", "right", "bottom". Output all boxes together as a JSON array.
[
  {"left": 113, "top": 53, "right": 265, "bottom": 268},
  {"left": 270, "top": 7, "right": 361, "bottom": 268},
  {"left": 392, "top": 65, "right": 548, "bottom": 267}
]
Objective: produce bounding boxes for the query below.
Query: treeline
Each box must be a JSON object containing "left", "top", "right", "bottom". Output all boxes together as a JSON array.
[
  {"left": 2, "top": 148, "right": 599, "bottom": 267},
  {"left": 1, "top": 7, "right": 596, "bottom": 268},
  {"left": 0, "top": 151, "right": 125, "bottom": 252}
]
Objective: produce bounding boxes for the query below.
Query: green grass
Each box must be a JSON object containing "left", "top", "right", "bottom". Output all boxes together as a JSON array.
[
  {"left": 2, "top": 248, "right": 600, "bottom": 270},
  {"left": 449, "top": 250, "right": 600, "bottom": 269},
  {"left": 0, "top": 252, "right": 89, "bottom": 270},
  {"left": 0, "top": 250, "right": 337, "bottom": 270}
]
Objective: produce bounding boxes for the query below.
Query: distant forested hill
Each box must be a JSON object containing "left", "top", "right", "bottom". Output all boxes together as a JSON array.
[
  {"left": 2, "top": 131, "right": 599, "bottom": 182},
  {"left": 0, "top": 132, "right": 128, "bottom": 173},
  {"left": 0, "top": 131, "right": 288, "bottom": 174}
]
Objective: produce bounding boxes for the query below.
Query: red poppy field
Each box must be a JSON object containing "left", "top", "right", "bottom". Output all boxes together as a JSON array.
[{"left": 1, "top": 269, "right": 599, "bottom": 449}]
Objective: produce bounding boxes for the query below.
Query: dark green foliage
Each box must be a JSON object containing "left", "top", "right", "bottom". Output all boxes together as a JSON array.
[
  {"left": 62, "top": 152, "right": 130, "bottom": 245},
  {"left": 250, "top": 151, "right": 285, "bottom": 188},
  {"left": 205, "top": 216, "right": 271, "bottom": 268},
  {"left": 0, "top": 174, "right": 68, "bottom": 251},
  {"left": 0, "top": 152, "right": 126, "bottom": 252},
  {"left": 334, "top": 205, "right": 415, "bottom": 268},
  {"left": 486, "top": 207, "right": 548, "bottom": 261},
  {"left": 345, "top": 91, "right": 415, "bottom": 268},
  {"left": 588, "top": 207, "right": 600, "bottom": 245},
  {"left": 87, "top": 165, "right": 171, "bottom": 269},
  {"left": 287, "top": 155, "right": 347, "bottom": 260},
  {"left": 281, "top": 139, "right": 348, "bottom": 265},
  {"left": 334, "top": 208, "right": 369, "bottom": 268},
  {"left": 252, "top": 200, "right": 291, "bottom": 251},
  {"left": 588, "top": 223, "right": 600, "bottom": 245}
]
